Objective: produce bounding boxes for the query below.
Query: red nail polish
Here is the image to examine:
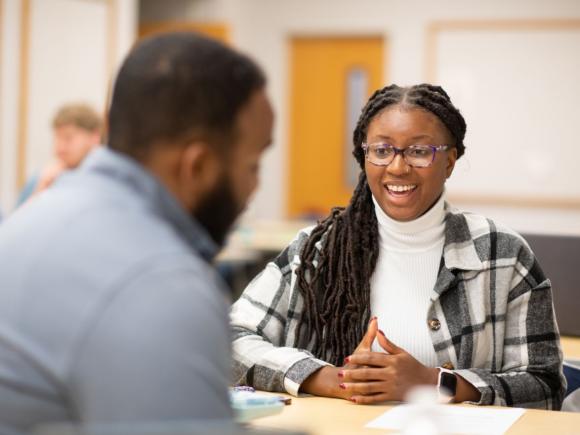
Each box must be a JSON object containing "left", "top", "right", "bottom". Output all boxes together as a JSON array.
[
  {"left": 349, "top": 397, "right": 357, "bottom": 403},
  {"left": 338, "top": 370, "right": 344, "bottom": 378},
  {"left": 371, "top": 316, "right": 377, "bottom": 321},
  {"left": 344, "top": 356, "right": 350, "bottom": 364},
  {"left": 339, "top": 383, "right": 346, "bottom": 390}
]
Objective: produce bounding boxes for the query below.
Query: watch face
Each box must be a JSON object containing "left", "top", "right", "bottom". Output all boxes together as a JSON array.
[{"left": 440, "top": 371, "right": 457, "bottom": 396}]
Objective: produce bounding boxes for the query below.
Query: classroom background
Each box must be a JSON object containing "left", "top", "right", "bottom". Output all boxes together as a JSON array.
[
  {"left": 2, "top": 0, "right": 580, "bottom": 229},
  {"left": 1, "top": 0, "right": 580, "bottom": 298},
  {"left": 1, "top": 2, "right": 580, "bottom": 430}
]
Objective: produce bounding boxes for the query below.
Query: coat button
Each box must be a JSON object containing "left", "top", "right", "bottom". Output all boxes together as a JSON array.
[
  {"left": 428, "top": 318, "right": 441, "bottom": 331},
  {"left": 441, "top": 362, "right": 454, "bottom": 370}
]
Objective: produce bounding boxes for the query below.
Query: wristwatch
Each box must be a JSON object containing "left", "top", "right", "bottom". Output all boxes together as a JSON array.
[{"left": 436, "top": 367, "right": 457, "bottom": 403}]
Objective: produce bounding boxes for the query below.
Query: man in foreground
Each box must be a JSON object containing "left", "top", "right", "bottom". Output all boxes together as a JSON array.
[{"left": 0, "top": 32, "right": 273, "bottom": 433}]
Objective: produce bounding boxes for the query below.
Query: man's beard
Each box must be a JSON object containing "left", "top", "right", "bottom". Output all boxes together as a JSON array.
[{"left": 193, "top": 172, "right": 242, "bottom": 247}]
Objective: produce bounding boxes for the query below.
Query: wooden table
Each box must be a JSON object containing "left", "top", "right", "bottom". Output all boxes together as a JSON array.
[{"left": 250, "top": 393, "right": 580, "bottom": 435}]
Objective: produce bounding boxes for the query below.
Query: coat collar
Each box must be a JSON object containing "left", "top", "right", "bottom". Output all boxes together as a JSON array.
[
  {"left": 82, "top": 147, "right": 219, "bottom": 262},
  {"left": 430, "top": 203, "right": 485, "bottom": 300},
  {"left": 441, "top": 202, "right": 484, "bottom": 272}
]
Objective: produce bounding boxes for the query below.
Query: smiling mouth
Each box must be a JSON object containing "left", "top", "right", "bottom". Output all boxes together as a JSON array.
[{"left": 385, "top": 184, "right": 417, "bottom": 195}]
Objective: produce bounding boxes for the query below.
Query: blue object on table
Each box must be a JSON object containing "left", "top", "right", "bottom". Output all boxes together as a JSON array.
[
  {"left": 230, "top": 390, "right": 284, "bottom": 423},
  {"left": 564, "top": 360, "right": 580, "bottom": 397}
]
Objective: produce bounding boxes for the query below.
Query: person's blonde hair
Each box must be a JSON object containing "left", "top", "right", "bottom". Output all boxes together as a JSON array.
[{"left": 52, "top": 103, "right": 102, "bottom": 132}]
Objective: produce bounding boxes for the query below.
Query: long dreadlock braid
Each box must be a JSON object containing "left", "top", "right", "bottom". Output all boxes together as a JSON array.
[{"left": 294, "top": 83, "right": 467, "bottom": 366}]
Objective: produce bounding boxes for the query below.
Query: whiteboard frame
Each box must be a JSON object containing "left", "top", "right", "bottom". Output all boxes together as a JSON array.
[{"left": 425, "top": 19, "right": 580, "bottom": 209}]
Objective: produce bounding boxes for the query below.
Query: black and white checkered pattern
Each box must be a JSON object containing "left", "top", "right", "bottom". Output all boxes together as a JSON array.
[{"left": 231, "top": 204, "right": 566, "bottom": 409}]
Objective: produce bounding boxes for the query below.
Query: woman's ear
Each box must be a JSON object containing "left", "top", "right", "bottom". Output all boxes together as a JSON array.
[{"left": 446, "top": 147, "right": 458, "bottom": 178}]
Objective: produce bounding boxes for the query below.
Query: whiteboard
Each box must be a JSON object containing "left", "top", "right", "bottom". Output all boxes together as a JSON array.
[{"left": 432, "top": 26, "right": 580, "bottom": 204}]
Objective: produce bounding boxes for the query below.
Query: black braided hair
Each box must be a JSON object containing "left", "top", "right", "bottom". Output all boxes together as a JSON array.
[{"left": 294, "top": 84, "right": 467, "bottom": 366}]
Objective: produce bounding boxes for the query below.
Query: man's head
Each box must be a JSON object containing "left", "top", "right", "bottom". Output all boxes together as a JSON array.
[
  {"left": 52, "top": 104, "right": 102, "bottom": 169},
  {"left": 107, "top": 32, "right": 273, "bottom": 245}
]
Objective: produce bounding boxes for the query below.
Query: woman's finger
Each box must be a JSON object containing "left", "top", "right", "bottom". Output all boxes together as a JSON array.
[
  {"left": 355, "top": 316, "right": 378, "bottom": 352},
  {"left": 340, "top": 380, "right": 391, "bottom": 396},
  {"left": 377, "top": 329, "right": 403, "bottom": 355},
  {"left": 339, "top": 367, "right": 392, "bottom": 382},
  {"left": 349, "top": 392, "right": 393, "bottom": 404},
  {"left": 345, "top": 351, "right": 392, "bottom": 367}
]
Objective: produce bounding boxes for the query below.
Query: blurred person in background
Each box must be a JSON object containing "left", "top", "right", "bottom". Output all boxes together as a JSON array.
[
  {"left": 0, "top": 32, "right": 273, "bottom": 433},
  {"left": 17, "top": 103, "right": 103, "bottom": 205},
  {"left": 231, "top": 83, "right": 565, "bottom": 410}
]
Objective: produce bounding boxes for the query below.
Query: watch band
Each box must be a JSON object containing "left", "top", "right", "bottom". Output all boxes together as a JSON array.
[{"left": 436, "top": 367, "right": 457, "bottom": 403}]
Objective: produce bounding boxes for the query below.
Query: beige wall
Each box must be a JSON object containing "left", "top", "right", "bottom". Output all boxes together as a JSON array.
[
  {"left": 0, "top": 0, "right": 20, "bottom": 215},
  {"left": 0, "top": 0, "right": 137, "bottom": 213},
  {"left": 3, "top": 0, "right": 580, "bottom": 236},
  {"left": 141, "top": 0, "right": 580, "bottom": 234}
]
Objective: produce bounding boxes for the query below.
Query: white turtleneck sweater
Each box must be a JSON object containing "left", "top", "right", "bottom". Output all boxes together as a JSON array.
[{"left": 370, "top": 193, "right": 446, "bottom": 367}]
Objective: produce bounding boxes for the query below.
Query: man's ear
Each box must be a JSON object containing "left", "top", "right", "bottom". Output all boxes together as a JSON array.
[{"left": 178, "top": 142, "right": 221, "bottom": 195}]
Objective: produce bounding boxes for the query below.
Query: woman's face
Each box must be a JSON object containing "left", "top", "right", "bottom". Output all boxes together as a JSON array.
[{"left": 364, "top": 105, "right": 457, "bottom": 222}]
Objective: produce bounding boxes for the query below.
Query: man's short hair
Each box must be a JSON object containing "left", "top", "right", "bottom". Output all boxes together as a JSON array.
[
  {"left": 52, "top": 103, "right": 103, "bottom": 132},
  {"left": 107, "top": 32, "right": 266, "bottom": 160}
]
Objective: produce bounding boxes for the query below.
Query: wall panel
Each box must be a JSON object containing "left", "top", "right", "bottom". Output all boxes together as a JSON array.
[
  {"left": 20, "top": 0, "right": 111, "bottom": 185},
  {"left": 0, "top": 0, "right": 22, "bottom": 212},
  {"left": 427, "top": 20, "right": 580, "bottom": 209}
]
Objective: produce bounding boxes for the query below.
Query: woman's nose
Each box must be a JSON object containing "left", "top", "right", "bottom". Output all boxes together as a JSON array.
[{"left": 386, "top": 153, "right": 410, "bottom": 176}]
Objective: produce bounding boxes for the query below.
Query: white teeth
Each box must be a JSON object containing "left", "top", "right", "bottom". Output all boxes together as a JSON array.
[{"left": 387, "top": 184, "right": 416, "bottom": 192}]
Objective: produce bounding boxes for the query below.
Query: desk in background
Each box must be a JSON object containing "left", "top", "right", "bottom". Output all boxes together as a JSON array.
[
  {"left": 217, "top": 219, "right": 315, "bottom": 297},
  {"left": 250, "top": 393, "right": 580, "bottom": 435},
  {"left": 219, "top": 219, "right": 315, "bottom": 262},
  {"left": 562, "top": 336, "right": 580, "bottom": 360}
]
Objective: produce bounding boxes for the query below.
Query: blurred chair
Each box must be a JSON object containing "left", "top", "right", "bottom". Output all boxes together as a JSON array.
[
  {"left": 563, "top": 361, "right": 580, "bottom": 412},
  {"left": 522, "top": 233, "right": 580, "bottom": 337},
  {"left": 523, "top": 233, "right": 580, "bottom": 412}
]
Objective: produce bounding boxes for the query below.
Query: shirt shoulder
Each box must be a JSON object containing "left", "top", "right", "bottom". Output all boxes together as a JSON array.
[
  {"left": 445, "top": 203, "right": 528, "bottom": 245},
  {"left": 271, "top": 225, "right": 317, "bottom": 271},
  {"left": 444, "top": 203, "right": 535, "bottom": 271},
  {"left": 69, "top": 256, "right": 232, "bottom": 421}
]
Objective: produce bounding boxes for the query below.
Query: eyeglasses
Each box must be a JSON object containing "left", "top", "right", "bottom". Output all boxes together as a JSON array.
[{"left": 361, "top": 143, "right": 450, "bottom": 168}]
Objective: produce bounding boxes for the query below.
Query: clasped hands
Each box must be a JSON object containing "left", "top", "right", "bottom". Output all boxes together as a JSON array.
[{"left": 300, "top": 316, "right": 439, "bottom": 404}]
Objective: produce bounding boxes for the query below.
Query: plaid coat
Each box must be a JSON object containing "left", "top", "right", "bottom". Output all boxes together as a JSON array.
[{"left": 231, "top": 204, "right": 566, "bottom": 409}]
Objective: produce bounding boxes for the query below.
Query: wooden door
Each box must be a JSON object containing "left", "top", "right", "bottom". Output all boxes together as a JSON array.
[
  {"left": 288, "top": 37, "right": 385, "bottom": 218},
  {"left": 139, "top": 22, "right": 229, "bottom": 43}
]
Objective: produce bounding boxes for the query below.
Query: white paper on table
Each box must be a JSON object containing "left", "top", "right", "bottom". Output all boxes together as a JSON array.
[{"left": 365, "top": 404, "right": 526, "bottom": 434}]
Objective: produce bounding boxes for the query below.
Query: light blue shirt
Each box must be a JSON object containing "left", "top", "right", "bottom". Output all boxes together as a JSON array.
[{"left": 0, "top": 148, "right": 232, "bottom": 433}]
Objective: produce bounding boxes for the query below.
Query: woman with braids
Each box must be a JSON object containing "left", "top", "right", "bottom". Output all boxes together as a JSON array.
[{"left": 230, "top": 83, "right": 566, "bottom": 409}]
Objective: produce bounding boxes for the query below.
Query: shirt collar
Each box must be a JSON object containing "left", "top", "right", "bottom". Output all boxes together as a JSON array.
[{"left": 82, "top": 147, "right": 219, "bottom": 262}]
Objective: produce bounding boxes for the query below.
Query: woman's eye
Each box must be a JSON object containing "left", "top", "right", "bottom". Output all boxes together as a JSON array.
[
  {"left": 374, "top": 146, "right": 392, "bottom": 158},
  {"left": 408, "top": 147, "right": 430, "bottom": 157}
]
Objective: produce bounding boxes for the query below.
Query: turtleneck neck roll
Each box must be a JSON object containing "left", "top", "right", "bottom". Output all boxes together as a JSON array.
[{"left": 372, "top": 191, "right": 446, "bottom": 252}]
